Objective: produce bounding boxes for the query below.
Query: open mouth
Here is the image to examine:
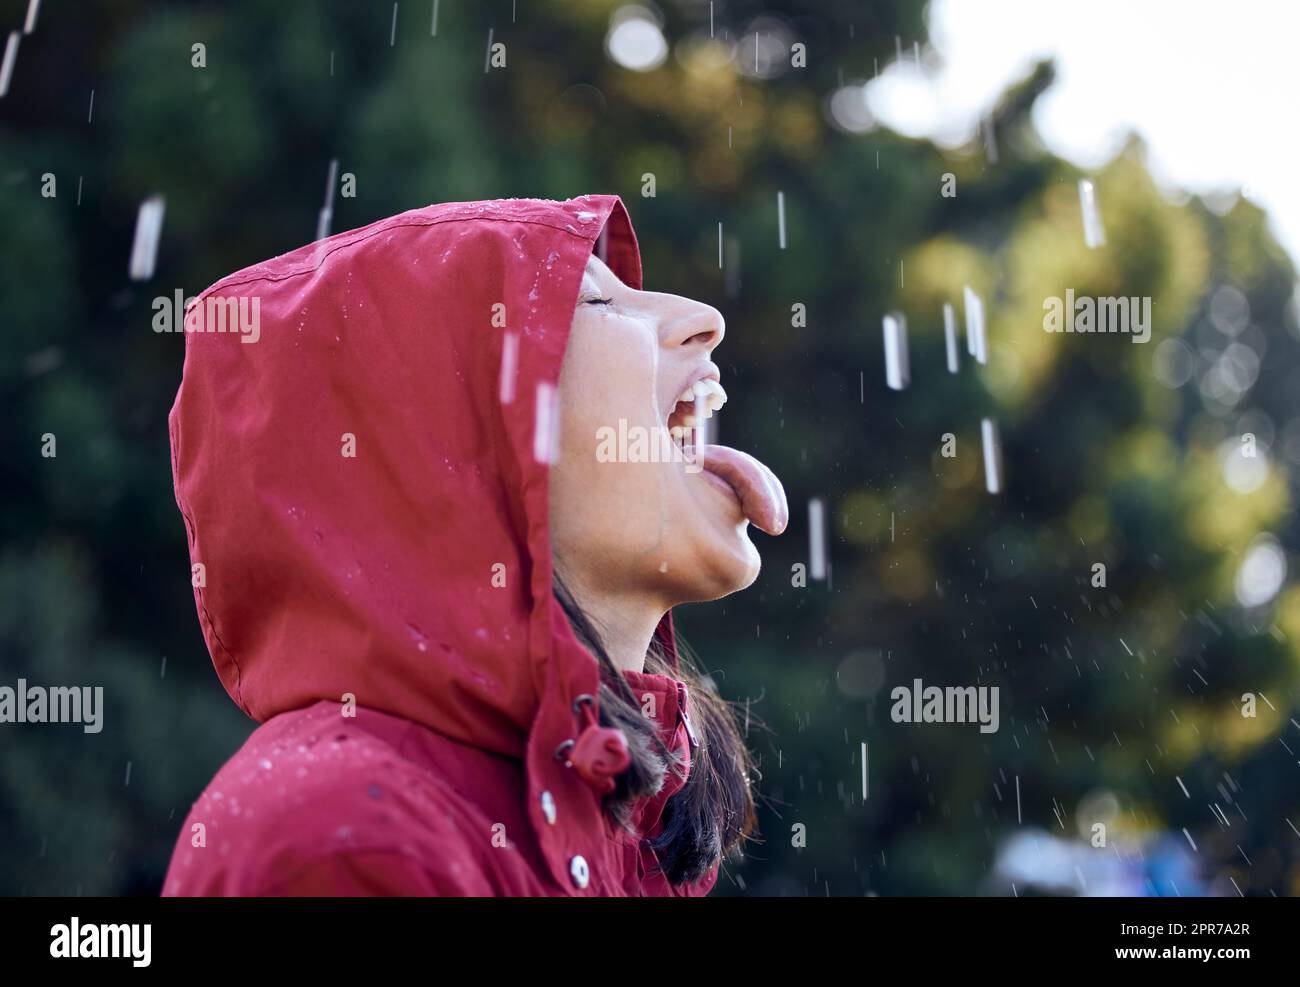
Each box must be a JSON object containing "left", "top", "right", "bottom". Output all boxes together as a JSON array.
[
  {"left": 666, "top": 379, "right": 726, "bottom": 449},
  {"left": 659, "top": 378, "right": 789, "bottom": 536},
  {"left": 694, "top": 443, "right": 789, "bottom": 536}
]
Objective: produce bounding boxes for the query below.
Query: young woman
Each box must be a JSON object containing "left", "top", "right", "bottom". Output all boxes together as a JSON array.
[{"left": 161, "top": 194, "right": 787, "bottom": 896}]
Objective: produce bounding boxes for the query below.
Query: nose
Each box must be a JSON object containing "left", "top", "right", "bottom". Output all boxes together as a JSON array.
[{"left": 661, "top": 298, "right": 725, "bottom": 354}]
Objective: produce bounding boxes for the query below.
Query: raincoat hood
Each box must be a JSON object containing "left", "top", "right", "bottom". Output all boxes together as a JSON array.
[{"left": 168, "top": 194, "right": 707, "bottom": 895}]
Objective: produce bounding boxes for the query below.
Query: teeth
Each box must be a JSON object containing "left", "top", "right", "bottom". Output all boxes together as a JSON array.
[
  {"left": 692, "top": 379, "right": 725, "bottom": 420},
  {"left": 670, "top": 378, "right": 727, "bottom": 427},
  {"left": 695, "top": 378, "right": 727, "bottom": 411}
]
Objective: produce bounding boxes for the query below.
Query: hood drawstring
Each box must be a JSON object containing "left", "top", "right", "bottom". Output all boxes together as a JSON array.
[{"left": 554, "top": 693, "right": 630, "bottom": 795}]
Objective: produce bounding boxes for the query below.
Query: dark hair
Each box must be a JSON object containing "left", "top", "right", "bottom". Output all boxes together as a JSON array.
[{"left": 552, "top": 574, "right": 758, "bottom": 887}]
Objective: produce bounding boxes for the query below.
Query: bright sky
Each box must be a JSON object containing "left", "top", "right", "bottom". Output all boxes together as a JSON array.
[{"left": 864, "top": 0, "right": 1300, "bottom": 266}]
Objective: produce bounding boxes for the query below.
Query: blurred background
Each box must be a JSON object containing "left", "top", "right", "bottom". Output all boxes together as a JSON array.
[{"left": 2, "top": 0, "right": 1298, "bottom": 896}]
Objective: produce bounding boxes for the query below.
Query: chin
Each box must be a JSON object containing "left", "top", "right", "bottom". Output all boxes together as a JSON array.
[
  {"left": 672, "top": 529, "right": 762, "bottom": 603},
  {"left": 727, "top": 535, "right": 763, "bottom": 592}
]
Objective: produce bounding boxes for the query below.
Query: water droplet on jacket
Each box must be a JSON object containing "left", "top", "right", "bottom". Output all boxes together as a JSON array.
[
  {"left": 367, "top": 783, "right": 383, "bottom": 800},
  {"left": 259, "top": 759, "right": 273, "bottom": 770},
  {"left": 407, "top": 623, "right": 430, "bottom": 651}
]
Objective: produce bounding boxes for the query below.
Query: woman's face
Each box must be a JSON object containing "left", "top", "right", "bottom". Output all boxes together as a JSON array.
[{"left": 549, "top": 253, "right": 787, "bottom": 611}]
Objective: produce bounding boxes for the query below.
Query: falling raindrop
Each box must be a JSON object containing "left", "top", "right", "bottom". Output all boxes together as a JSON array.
[
  {"left": 963, "top": 286, "right": 987, "bottom": 365},
  {"left": 499, "top": 331, "right": 519, "bottom": 405},
  {"left": 317, "top": 159, "right": 339, "bottom": 241},
  {"left": 808, "top": 497, "right": 827, "bottom": 580},
  {"left": 882, "top": 312, "right": 910, "bottom": 390},
  {"left": 533, "top": 381, "right": 559, "bottom": 463},
  {"left": 981, "top": 418, "right": 1003, "bottom": 494},
  {"left": 943, "top": 303, "right": 960, "bottom": 373},
  {"left": 0, "top": 32, "right": 20, "bottom": 99},
  {"left": 1078, "top": 178, "right": 1106, "bottom": 249},
  {"left": 127, "top": 195, "right": 166, "bottom": 281}
]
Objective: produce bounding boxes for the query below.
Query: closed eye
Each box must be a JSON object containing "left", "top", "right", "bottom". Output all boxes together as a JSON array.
[{"left": 583, "top": 296, "right": 614, "bottom": 306}]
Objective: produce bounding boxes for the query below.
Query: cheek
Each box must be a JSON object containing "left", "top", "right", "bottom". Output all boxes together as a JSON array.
[
  {"left": 552, "top": 315, "right": 666, "bottom": 550},
  {"left": 563, "top": 318, "right": 658, "bottom": 430},
  {"left": 558, "top": 315, "right": 661, "bottom": 468}
]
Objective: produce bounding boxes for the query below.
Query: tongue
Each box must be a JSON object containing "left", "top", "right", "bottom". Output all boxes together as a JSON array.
[{"left": 697, "top": 443, "right": 789, "bottom": 536}]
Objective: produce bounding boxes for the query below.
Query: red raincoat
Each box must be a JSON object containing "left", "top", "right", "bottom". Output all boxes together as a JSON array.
[{"left": 162, "top": 195, "right": 720, "bottom": 897}]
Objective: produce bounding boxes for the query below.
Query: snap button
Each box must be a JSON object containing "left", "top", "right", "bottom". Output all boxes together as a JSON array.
[
  {"left": 540, "top": 790, "right": 557, "bottom": 825},
  {"left": 569, "top": 854, "right": 590, "bottom": 889}
]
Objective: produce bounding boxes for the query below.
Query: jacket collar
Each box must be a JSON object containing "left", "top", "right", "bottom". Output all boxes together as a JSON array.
[{"left": 619, "top": 667, "right": 697, "bottom": 839}]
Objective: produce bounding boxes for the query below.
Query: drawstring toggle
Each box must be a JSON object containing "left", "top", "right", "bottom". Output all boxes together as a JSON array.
[{"left": 562, "top": 693, "right": 630, "bottom": 794}]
